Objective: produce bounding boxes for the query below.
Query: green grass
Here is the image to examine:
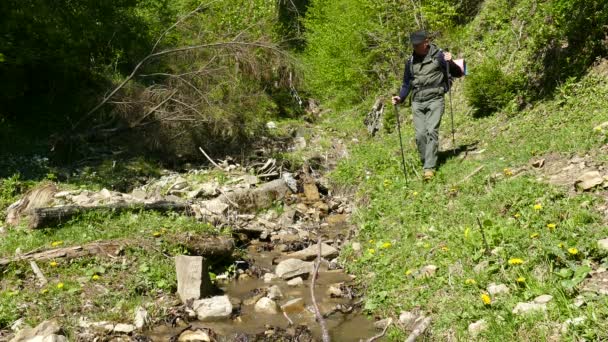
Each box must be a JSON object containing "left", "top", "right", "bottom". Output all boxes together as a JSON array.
[{"left": 329, "top": 69, "right": 608, "bottom": 340}]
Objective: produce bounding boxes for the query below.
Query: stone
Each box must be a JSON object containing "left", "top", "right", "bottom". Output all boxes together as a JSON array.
[
  {"left": 575, "top": 171, "right": 604, "bottom": 191},
  {"left": 113, "top": 324, "right": 136, "bottom": 334},
  {"left": 282, "top": 173, "right": 298, "bottom": 193},
  {"left": 598, "top": 238, "right": 608, "bottom": 252},
  {"left": 243, "top": 292, "right": 265, "bottom": 306},
  {"left": 561, "top": 316, "right": 586, "bottom": 334},
  {"left": 293, "top": 136, "right": 307, "bottom": 150},
  {"left": 327, "top": 214, "right": 347, "bottom": 225},
  {"left": 267, "top": 285, "right": 283, "bottom": 300},
  {"left": 399, "top": 311, "right": 417, "bottom": 328},
  {"left": 134, "top": 306, "right": 149, "bottom": 330},
  {"left": 327, "top": 284, "right": 343, "bottom": 297},
  {"left": 373, "top": 318, "right": 392, "bottom": 330},
  {"left": 131, "top": 189, "right": 148, "bottom": 201},
  {"left": 278, "top": 209, "right": 296, "bottom": 227},
  {"left": 175, "top": 255, "right": 213, "bottom": 303},
  {"left": 280, "top": 298, "right": 305, "bottom": 314},
  {"left": 534, "top": 294, "right": 553, "bottom": 304},
  {"left": 178, "top": 329, "right": 211, "bottom": 342},
  {"left": 275, "top": 259, "right": 313, "bottom": 280},
  {"left": 10, "top": 319, "right": 63, "bottom": 342},
  {"left": 487, "top": 283, "right": 510, "bottom": 296},
  {"left": 192, "top": 296, "right": 233, "bottom": 321},
  {"left": 204, "top": 199, "right": 230, "bottom": 215},
  {"left": 287, "top": 277, "right": 304, "bottom": 287},
  {"left": 352, "top": 242, "right": 362, "bottom": 252},
  {"left": 266, "top": 121, "right": 277, "bottom": 129},
  {"left": 474, "top": 260, "right": 489, "bottom": 274},
  {"left": 468, "top": 319, "right": 488, "bottom": 337},
  {"left": 512, "top": 302, "right": 547, "bottom": 315},
  {"left": 263, "top": 273, "right": 278, "bottom": 283},
  {"left": 286, "top": 243, "right": 338, "bottom": 261},
  {"left": 254, "top": 297, "right": 279, "bottom": 314}
]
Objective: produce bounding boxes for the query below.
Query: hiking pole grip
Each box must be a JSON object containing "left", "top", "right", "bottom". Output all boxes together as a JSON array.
[
  {"left": 446, "top": 58, "right": 456, "bottom": 155},
  {"left": 394, "top": 103, "right": 409, "bottom": 183}
]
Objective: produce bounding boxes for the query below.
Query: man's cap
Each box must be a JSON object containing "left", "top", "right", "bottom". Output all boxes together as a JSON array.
[{"left": 410, "top": 31, "right": 428, "bottom": 45}]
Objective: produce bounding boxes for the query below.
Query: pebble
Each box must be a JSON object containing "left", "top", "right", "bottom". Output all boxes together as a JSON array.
[
  {"left": 263, "top": 273, "right": 278, "bottom": 283},
  {"left": 534, "top": 294, "right": 553, "bottom": 304},
  {"left": 287, "top": 277, "right": 304, "bottom": 287},
  {"left": 468, "top": 319, "right": 488, "bottom": 337},
  {"left": 254, "top": 297, "right": 279, "bottom": 314},
  {"left": 267, "top": 285, "right": 283, "bottom": 300},
  {"left": 487, "top": 283, "right": 510, "bottom": 296},
  {"left": 512, "top": 302, "right": 547, "bottom": 315}
]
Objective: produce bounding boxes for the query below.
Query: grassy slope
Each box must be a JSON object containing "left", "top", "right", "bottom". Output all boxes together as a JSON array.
[{"left": 328, "top": 62, "right": 608, "bottom": 340}]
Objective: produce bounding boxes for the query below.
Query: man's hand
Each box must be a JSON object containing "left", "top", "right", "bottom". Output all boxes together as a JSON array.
[
  {"left": 444, "top": 52, "right": 452, "bottom": 61},
  {"left": 391, "top": 96, "right": 401, "bottom": 105}
]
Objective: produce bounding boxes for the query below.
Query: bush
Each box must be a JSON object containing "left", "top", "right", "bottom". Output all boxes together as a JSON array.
[{"left": 465, "top": 59, "right": 517, "bottom": 116}]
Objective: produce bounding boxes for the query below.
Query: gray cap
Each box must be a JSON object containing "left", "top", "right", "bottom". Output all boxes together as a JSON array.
[{"left": 410, "top": 31, "right": 428, "bottom": 45}]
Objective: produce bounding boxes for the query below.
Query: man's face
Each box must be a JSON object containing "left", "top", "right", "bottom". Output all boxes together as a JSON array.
[{"left": 413, "top": 40, "right": 429, "bottom": 55}]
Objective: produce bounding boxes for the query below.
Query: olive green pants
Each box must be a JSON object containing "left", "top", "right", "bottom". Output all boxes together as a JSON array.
[{"left": 412, "top": 96, "right": 444, "bottom": 170}]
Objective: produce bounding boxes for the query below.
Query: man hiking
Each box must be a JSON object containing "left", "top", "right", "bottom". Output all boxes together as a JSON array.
[{"left": 392, "top": 30, "right": 453, "bottom": 181}]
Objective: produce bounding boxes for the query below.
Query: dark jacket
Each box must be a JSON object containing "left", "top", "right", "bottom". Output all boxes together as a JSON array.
[{"left": 399, "top": 43, "right": 449, "bottom": 102}]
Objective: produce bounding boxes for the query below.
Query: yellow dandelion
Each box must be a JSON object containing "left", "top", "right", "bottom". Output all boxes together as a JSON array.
[
  {"left": 152, "top": 231, "right": 162, "bottom": 237},
  {"left": 464, "top": 227, "right": 470, "bottom": 239},
  {"left": 92, "top": 275, "right": 100, "bottom": 281},
  {"left": 368, "top": 239, "right": 375, "bottom": 244},
  {"left": 594, "top": 126, "right": 603, "bottom": 132},
  {"left": 530, "top": 233, "right": 539, "bottom": 239},
  {"left": 568, "top": 248, "right": 579, "bottom": 255},
  {"left": 51, "top": 241, "right": 63, "bottom": 247},
  {"left": 547, "top": 223, "right": 557, "bottom": 230},
  {"left": 517, "top": 276, "right": 526, "bottom": 283},
  {"left": 514, "top": 213, "right": 521, "bottom": 219},
  {"left": 504, "top": 168, "right": 513, "bottom": 176},
  {"left": 465, "top": 278, "right": 477, "bottom": 285},
  {"left": 441, "top": 246, "right": 449, "bottom": 252},
  {"left": 412, "top": 191, "right": 419, "bottom": 197},
  {"left": 40, "top": 288, "right": 49, "bottom": 294},
  {"left": 368, "top": 249, "right": 376, "bottom": 255},
  {"left": 49, "top": 261, "right": 58, "bottom": 267},
  {"left": 381, "top": 242, "right": 392, "bottom": 249},
  {"left": 558, "top": 243, "right": 565, "bottom": 248},
  {"left": 405, "top": 269, "right": 414, "bottom": 276},
  {"left": 481, "top": 293, "right": 492, "bottom": 305},
  {"left": 57, "top": 282, "right": 64, "bottom": 289},
  {"left": 423, "top": 243, "right": 431, "bottom": 249},
  {"left": 533, "top": 204, "right": 543, "bottom": 211},
  {"left": 508, "top": 258, "right": 524, "bottom": 265}
]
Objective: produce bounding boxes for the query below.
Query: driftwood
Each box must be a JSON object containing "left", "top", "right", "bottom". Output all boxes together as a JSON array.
[
  {"left": 30, "top": 261, "right": 48, "bottom": 286},
  {"left": 405, "top": 317, "right": 432, "bottom": 342},
  {"left": 28, "top": 201, "right": 192, "bottom": 229},
  {"left": 0, "top": 241, "right": 127, "bottom": 267}
]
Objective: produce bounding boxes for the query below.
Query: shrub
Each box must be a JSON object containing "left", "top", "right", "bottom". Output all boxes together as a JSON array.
[{"left": 465, "top": 59, "right": 516, "bottom": 116}]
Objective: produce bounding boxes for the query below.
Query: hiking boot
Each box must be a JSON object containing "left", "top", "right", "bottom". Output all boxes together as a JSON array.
[{"left": 423, "top": 169, "right": 435, "bottom": 181}]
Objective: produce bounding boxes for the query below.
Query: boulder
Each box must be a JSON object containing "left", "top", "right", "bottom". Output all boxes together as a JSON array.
[
  {"left": 178, "top": 329, "right": 211, "bottom": 342},
  {"left": 133, "top": 306, "right": 149, "bottom": 330},
  {"left": 192, "top": 295, "right": 233, "bottom": 322},
  {"left": 263, "top": 273, "right": 278, "bottom": 283},
  {"left": 575, "top": 171, "right": 604, "bottom": 191},
  {"left": 175, "top": 255, "right": 214, "bottom": 303},
  {"left": 285, "top": 243, "right": 338, "bottom": 261},
  {"left": 275, "top": 259, "right": 313, "bottom": 280},
  {"left": 267, "top": 285, "right": 283, "bottom": 300},
  {"left": 10, "top": 319, "right": 65, "bottom": 342},
  {"left": 254, "top": 297, "right": 279, "bottom": 314},
  {"left": 113, "top": 324, "right": 136, "bottom": 334}
]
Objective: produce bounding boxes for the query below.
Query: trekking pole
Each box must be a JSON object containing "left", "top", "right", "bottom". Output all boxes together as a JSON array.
[
  {"left": 394, "top": 104, "right": 409, "bottom": 183},
  {"left": 446, "top": 60, "right": 456, "bottom": 155}
]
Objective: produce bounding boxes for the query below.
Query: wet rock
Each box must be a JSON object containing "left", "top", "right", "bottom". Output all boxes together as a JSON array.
[
  {"left": 175, "top": 255, "right": 213, "bottom": 303},
  {"left": 487, "top": 283, "right": 510, "bottom": 296},
  {"left": 192, "top": 295, "right": 233, "bottom": 321},
  {"left": 327, "top": 284, "right": 343, "bottom": 298},
  {"left": 468, "top": 319, "right": 488, "bottom": 337},
  {"left": 285, "top": 243, "right": 338, "bottom": 261},
  {"left": 133, "top": 306, "right": 149, "bottom": 330},
  {"left": 398, "top": 311, "right": 417, "bottom": 328},
  {"left": 267, "top": 285, "right": 283, "bottom": 300},
  {"left": 275, "top": 259, "right": 313, "bottom": 280},
  {"left": 575, "top": 171, "right": 604, "bottom": 191},
  {"left": 598, "top": 238, "right": 608, "bottom": 252},
  {"left": 254, "top": 297, "right": 279, "bottom": 314},
  {"left": 243, "top": 292, "right": 266, "bottom": 306},
  {"left": 512, "top": 302, "right": 547, "bottom": 315},
  {"left": 178, "top": 329, "right": 211, "bottom": 342},
  {"left": 561, "top": 316, "right": 586, "bottom": 333},
  {"left": 263, "top": 273, "right": 278, "bottom": 283},
  {"left": 534, "top": 294, "right": 553, "bottom": 304},
  {"left": 287, "top": 277, "right": 304, "bottom": 287},
  {"left": 113, "top": 324, "right": 136, "bottom": 334},
  {"left": 280, "top": 298, "right": 305, "bottom": 314},
  {"left": 10, "top": 319, "right": 65, "bottom": 342}
]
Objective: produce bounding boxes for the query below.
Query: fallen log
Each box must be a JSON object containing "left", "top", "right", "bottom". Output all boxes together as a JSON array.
[
  {"left": 28, "top": 201, "right": 192, "bottom": 229},
  {"left": 177, "top": 235, "right": 235, "bottom": 258}
]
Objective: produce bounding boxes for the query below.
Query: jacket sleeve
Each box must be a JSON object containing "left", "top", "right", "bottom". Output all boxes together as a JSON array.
[
  {"left": 436, "top": 51, "right": 453, "bottom": 92},
  {"left": 398, "top": 59, "right": 412, "bottom": 102}
]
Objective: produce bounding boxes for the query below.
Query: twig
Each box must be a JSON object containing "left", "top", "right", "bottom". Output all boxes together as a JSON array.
[
  {"left": 218, "top": 188, "right": 240, "bottom": 209},
  {"left": 457, "top": 165, "right": 485, "bottom": 184},
  {"left": 134, "top": 90, "right": 178, "bottom": 126},
  {"left": 476, "top": 217, "right": 492, "bottom": 256},
  {"left": 405, "top": 317, "right": 431, "bottom": 342},
  {"left": 282, "top": 311, "right": 294, "bottom": 326},
  {"left": 311, "top": 238, "right": 331, "bottom": 342},
  {"left": 29, "top": 261, "right": 48, "bottom": 286},
  {"left": 151, "top": 1, "right": 215, "bottom": 53},
  {"left": 198, "top": 146, "right": 223, "bottom": 170},
  {"left": 365, "top": 318, "right": 392, "bottom": 342}
]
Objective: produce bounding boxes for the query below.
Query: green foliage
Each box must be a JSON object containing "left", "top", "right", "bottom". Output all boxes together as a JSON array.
[{"left": 465, "top": 58, "right": 519, "bottom": 116}]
